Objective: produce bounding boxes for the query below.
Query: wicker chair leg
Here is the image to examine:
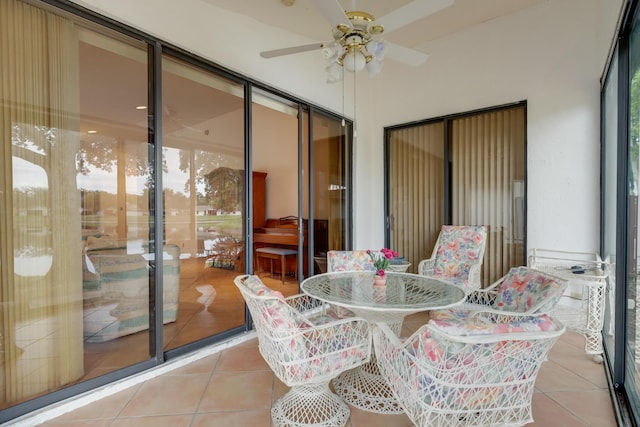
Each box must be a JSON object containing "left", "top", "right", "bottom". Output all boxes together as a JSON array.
[{"left": 271, "top": 382, "right": 350, "bottom": 427}]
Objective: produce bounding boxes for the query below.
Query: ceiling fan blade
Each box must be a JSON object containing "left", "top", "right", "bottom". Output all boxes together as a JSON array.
[
  {"left": 308, "top": 0, "right": 352, "bottom": 31},
  {"left": 374, "top": 0, "right": 454, "bottom": 34},
  {"left": 260, "top": 42, "right": 329, "bottom": 58},
  {"left": 384, "top": 42, "right": 429, "bottom": 66}
]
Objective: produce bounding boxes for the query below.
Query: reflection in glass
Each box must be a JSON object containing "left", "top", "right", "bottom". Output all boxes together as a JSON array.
[
  {"left": 251, "top": 90, "right": 302, "bottom": 284},
  {"left": 312, "top": 112, "right": 351, "bottom": 263},
  {"left": 0, "top": 0, "right": 150, "bottom": 408},
  {"left": 602, "top": 49, "right": 617, "bottom": 364},
  {"left": 627, "top": 17, "right": 640, "bottom": 414},
  {"left": 162, "top": 55, "right": 245, "bottom": 350}
]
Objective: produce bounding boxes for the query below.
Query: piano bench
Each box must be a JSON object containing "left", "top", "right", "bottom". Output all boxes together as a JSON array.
[{"left": 255, "top": 247, "right": 298, "bottom": 284}]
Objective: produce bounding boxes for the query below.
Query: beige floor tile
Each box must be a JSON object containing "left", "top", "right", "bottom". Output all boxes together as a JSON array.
[
  {"left": 167, "top": 352, "right": 220, "bottom": 376},
  {"left": 216, "top": 340, "right": 271, "bottom": 372},
  {"left": 527, "top": 392, "right": 587, "bottom": 426},
  {"left": 546, "top": 389, "right": 617, "bottom": 427},
  {"left": 198, "top": 371, "right": 274, "bottom": 412},
  {"left": 41, "top": 420, "right": 113, "bottom": 426},
  {"left": 535, "top": 360, "right": 602, "bottom": 392},
  {"left": 191, "top": 410, "right": 272, "bottom": 426},
  {"left": 348, "top": 405, "right": 414, "bottom": 427},
  {"left": 119, "top": 374, "right": 210, "bottom": 417},
  {"left": 43, "top": 385, "right": 141, "bottom": 422},
  {"left": 110, "top": 414, "right": 193, "bottom": 427}
]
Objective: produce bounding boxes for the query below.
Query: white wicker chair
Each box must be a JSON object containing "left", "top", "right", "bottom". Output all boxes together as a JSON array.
[
  {"left": 233, "top": 275, "right": 372, "bottom": 427},
  {"left": 373, "top": 314, "right": 565, "bottom": 427},
  {"left": 417, "top": 225, "right": 488, "bottom": 294},
  {"left": 430, "top": 266, "right": 569, "bottom": 326}
]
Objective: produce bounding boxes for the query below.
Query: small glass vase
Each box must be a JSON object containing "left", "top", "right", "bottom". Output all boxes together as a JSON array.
[{"left": 373, "top": 273, "right": 387, "bottom": 287}]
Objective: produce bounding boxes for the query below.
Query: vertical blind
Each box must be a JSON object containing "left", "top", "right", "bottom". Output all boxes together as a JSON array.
[
  {"left": 388, "top": 122, "right": 444, "bottom": 273},
  {"left": 451, "top": 106, "right": 526, "bottom": 284},
  {"left": 0, "top": 0, "right": 84, "bottom": 406}
]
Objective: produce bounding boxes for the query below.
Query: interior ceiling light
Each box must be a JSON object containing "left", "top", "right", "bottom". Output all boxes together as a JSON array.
[{"left": 326, "top": 11, "right": 385, "bottom": 81}]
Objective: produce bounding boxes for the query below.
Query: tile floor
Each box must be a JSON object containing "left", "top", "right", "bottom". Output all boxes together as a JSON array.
[{"left": 37, "top": 312, "right": 617, "bottom": 427}]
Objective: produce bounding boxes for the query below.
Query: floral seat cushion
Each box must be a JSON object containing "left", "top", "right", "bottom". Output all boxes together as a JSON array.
[
  {"left": 433, "top": 225, "right": 486, "bottom": 280},
  {"left": 429, "top": 310, "right": 558, "bottom": 336},
  {"left": 493, "top": 266, "right": 566, "bottom": 313},
  {"left": 327, "top": 250, "right": 376, "bottom": 272}
]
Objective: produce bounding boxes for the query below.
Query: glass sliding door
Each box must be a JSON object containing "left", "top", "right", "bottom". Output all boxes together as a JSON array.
[
  {"left": 450, "top": 106, "right": 526, "bottom": 284},
  {"left": 602, "top": 46, "right": 618, "bottom": 368},
  {"left": 161, "top": 55, "right": 246, "bottom": 350},
  {"left": 311, "top": 111, "right": 352, "bottom": 269},
  {"left": 385, "top": 104, "right": 526, "bottom": 282},
  {"left": 626, "top": 11, "right": 640, "bottom": 416},
  {"left": 387, "top": 122, "right": 445, "bottom": 273},
  {"left": 1, "top": 0, "right": 151, "bottom": 411},
  {"left": 250, "top": 89, "right": 302, "bottom": 291}
]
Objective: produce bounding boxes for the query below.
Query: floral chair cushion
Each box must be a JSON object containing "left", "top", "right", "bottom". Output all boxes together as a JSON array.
[
  {"left": 493, "top": 266, "right": 566, "bottom": 313},
  {"left": 433, "top": 225, "right": 487, "bottom": 281},
  {"left": 327, "top": 250, "right": 376, "bottom": 272},
  {"left": 429, "top": 310, "right": 558, "bottom": 336}
]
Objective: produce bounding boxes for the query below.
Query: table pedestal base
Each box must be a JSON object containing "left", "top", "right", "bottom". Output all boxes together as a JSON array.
[{"left": 332, "top": 355, "right": 403, "bottom": 414}]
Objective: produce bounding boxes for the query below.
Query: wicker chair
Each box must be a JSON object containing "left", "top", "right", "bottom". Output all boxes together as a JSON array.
[
  {"left": 233, "top": 275, "right": 372, "bottom": 427},
  {"left": 430, "top": 266, "right": 570, "bottom": 326},
  {"left": 418, "top": 225, "right": 488, "bottom": 293},
  {"left": 373, "top": 314, "right": 565, "bottom": 426}
]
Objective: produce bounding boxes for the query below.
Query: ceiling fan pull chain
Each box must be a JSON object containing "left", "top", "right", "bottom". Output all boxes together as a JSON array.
[{"left": 342, "top": 71, "right": 346, "bottom": 127}]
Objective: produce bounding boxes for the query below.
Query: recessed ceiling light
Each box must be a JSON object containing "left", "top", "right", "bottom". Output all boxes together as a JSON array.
[
  {"left": 87, "top": 130, "right": 97, "bottom": 134},
  {"left": 136, "top": 105, "right": 147, "bottom": 110}
]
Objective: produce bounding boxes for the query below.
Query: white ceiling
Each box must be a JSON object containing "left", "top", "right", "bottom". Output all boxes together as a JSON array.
[{"left": 202, "top": 0, "right": 548, "bottom": 52}]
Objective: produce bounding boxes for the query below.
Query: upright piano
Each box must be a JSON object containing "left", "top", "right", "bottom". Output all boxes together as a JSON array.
[{"left": 253, "top": 216, "right": 308, "bottom": 277}]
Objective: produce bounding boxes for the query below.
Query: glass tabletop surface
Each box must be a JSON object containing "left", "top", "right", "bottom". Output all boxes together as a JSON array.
[{"left": 300, "top": 271, "right": 466, "bottom": 312}]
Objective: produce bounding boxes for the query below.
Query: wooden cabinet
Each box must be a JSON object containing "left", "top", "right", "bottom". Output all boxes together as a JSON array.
[{"left": 253, "top": 171, "right": 267, "bottom": 229}]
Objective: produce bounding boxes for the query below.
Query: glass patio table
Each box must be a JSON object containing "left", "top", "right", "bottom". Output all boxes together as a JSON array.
[{"left": 301, "top": 271, "right": 466, "bottom": 414}]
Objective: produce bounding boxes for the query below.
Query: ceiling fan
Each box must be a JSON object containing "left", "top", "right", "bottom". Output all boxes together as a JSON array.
[{"left": 260, "top": 0, "right": 455, "bottom": 82}]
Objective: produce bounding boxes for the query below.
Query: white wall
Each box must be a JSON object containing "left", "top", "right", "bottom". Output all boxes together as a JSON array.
[
  {"left": 361, "top": 0, "right": 623, "bottom": 253},
  {"left": 70, "top": 0, "right": 622, "bottom": 255}
]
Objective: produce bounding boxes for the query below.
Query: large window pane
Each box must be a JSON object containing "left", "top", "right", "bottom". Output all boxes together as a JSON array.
[
  {"left": 0, "top": 0, "right": 150, "bottom": 409},
  {"left": 602, "top": 47, "right": 618, "bottom": 368},
  {"left": 251, "top": 90, "right": 302, "bottom": 288},
  {"left": 626, "top": 12, "right": 640, "bottom": 416},
  {"left": 161, "top": 55, "right": 245, "bottom": 350},
  {"left": 312, "top": 111, "right": 352, "bottom": 263}
]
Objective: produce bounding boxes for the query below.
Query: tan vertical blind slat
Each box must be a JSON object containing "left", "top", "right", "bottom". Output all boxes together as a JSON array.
[
  {"left": 388, "top": 123, "right": 444, "bottom": 272},
  {"left": 450, "top": 106, "right": 526, "bottom": 285}
]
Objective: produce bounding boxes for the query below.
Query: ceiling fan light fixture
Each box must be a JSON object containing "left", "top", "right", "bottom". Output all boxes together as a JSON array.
[
  {"left": 365, "top": 57, "right": 383, "bottom": 77},
  {"left": 321, "top": 43, "right": 342, "bottom": 61},
  {"left": 326, "top": 61, "right": 342, "bottom": 83},
  {"left": 366, "top": 40, "right": 386, "bottom": 60},
  {"left": 343, "top": 48, "right": 366, "bottom": 72}
]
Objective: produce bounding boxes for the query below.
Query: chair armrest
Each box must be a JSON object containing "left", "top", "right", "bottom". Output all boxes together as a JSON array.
[
  {"left": 465, "top": 289, "right": 497, "bottom": 306},
  {"left": 417, "top": 257, "right": 436, "bottom": 275},
  {"left": 466, "top": 264, "right": 483, "bottom": 292},
  {"left": 466, "top": 308, "right": 541, "bottom": 323},
  {"left": 285, "top": 293, "right": 324, "bottom": 313},
  {"left": 296, "top": 316, "right": 372, "bottom": 366}
]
